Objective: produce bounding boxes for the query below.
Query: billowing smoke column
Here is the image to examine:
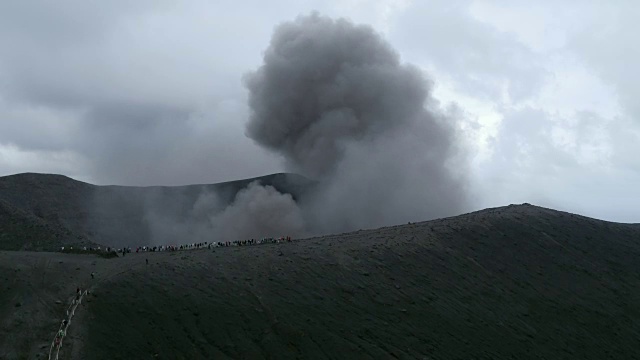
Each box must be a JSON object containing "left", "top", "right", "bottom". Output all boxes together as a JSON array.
[
  {"left": 245, "top": 13, "right": 426, "bottom": 179},
  {"left": 121, "top": 13, "right": 469, "bottom": 246},
  {"left": 244, "top": 13, "right": 468, "bottom": 234}
]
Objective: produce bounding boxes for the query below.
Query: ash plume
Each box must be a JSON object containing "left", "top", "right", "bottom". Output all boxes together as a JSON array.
[
  {"left": 102, "top": 12, "right": 469, "bottom": 246},
  {"left": 244, "top": 13, "right": 469, "bottom": 234}
]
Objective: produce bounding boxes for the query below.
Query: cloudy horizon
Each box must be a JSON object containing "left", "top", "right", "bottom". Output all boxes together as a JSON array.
[{"left": 1, "top": 0, "right": 638, "bottom": 223}]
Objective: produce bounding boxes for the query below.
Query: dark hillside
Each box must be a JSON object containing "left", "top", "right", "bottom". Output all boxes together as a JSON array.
[
  {"left": 0, "top": 199, "right": 96, "bottom": 251},
  {"left": 72, "top": 204, "right": 640, "bottom": 359},
  {"left": 1, "top": 204, "right": 639, "bottom": 359},
  {"left": 0, "top": 173, "right": 94, "bottom": 235}
]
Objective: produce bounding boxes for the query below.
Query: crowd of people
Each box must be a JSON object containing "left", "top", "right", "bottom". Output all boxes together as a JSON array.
[
  {"left": 133, "top": 236, "right": 294, "bottom": 253},
  {"left": 60, "top": 236, "right": 295, "bottom": 256}
]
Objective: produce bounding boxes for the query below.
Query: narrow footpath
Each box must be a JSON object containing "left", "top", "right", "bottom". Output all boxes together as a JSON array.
[{"left": 47, "top": 289, "right": 87, "bottom": 360}]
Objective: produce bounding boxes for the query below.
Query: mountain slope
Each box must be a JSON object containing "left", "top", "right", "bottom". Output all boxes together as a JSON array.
[
  {"left": 2, "top": 203, "right": 638, "bottom": 359},
  {"left": 86, "top": 204, "right": 639, "bottom": 359},
  {"left": 0, "top": 199, "right": 95, "bottom": 251}
]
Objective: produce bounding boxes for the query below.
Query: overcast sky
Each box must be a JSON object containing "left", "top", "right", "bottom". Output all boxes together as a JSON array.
[{"left": 0, "top": 0, "right": 637, "bottom": 223}]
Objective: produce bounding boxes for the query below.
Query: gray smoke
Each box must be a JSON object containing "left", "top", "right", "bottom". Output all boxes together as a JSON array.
[
  {"left": 143, "top": 181, "right": 307, "bottom": 245},
  {"left": 143, "top": 188, "right": 225, "bottom": 246},
  {"left": 243, "top": 13, "right": 469, "bottom": 234},
  {"left": 87, "top": 13, "right": 468, "bottom": 247},
  {"left": 208, "top": 181, "right": 307, "bottom": 241},
  {"left": 244, "top": 13, "right": 427, "bottom": 179}
]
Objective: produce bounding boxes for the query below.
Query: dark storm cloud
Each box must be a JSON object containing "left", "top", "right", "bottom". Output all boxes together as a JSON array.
[{"left": 244, "top": 13, "right": 469, "bottom": 234}]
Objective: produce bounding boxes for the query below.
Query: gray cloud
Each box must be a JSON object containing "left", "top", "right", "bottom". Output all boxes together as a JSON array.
[
  {"left": 245, "top": 13, "right": 469, "bottom": 234},
  {"left": 0, "top": 0, "right": 286, "bottom": 186},
  {"left": 77, "top": 104, "right": 282, "bottom": 186},
  {"left": 474, "top": 106, "right": 640, "bottom": 223},
  {"left": 389, "top": 0, "right": 547, "bottom": 103}
]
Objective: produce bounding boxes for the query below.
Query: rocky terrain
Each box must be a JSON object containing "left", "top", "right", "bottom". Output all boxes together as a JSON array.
[
  {"left": 0, "top": 199, "right": 95, "bottom": 251},
  {"left": 0, "top": 203, "right": 639, "bottom": 359}
]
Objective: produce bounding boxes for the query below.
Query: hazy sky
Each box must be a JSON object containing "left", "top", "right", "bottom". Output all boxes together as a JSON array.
[{"left": 0, "top": 0, "right": 637, "bottom": 222}]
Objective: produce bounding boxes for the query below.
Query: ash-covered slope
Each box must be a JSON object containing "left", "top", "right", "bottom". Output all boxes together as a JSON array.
[
  {"left": 59, "top": 203, "right": 638, "bottom": 359},
  {"left": 0, "top": 174, "right": 97, "bottom": 251},
  {"left": 0, "top": 199, "right": 96, "bottom": 251},
  {"left": 0, "top": 172, "right": 316, "bottom": 250}
]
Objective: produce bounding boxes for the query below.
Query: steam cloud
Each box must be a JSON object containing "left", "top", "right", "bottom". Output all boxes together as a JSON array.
[{"left": 140, "top": 12, "right": 468, "bottom": 244}]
